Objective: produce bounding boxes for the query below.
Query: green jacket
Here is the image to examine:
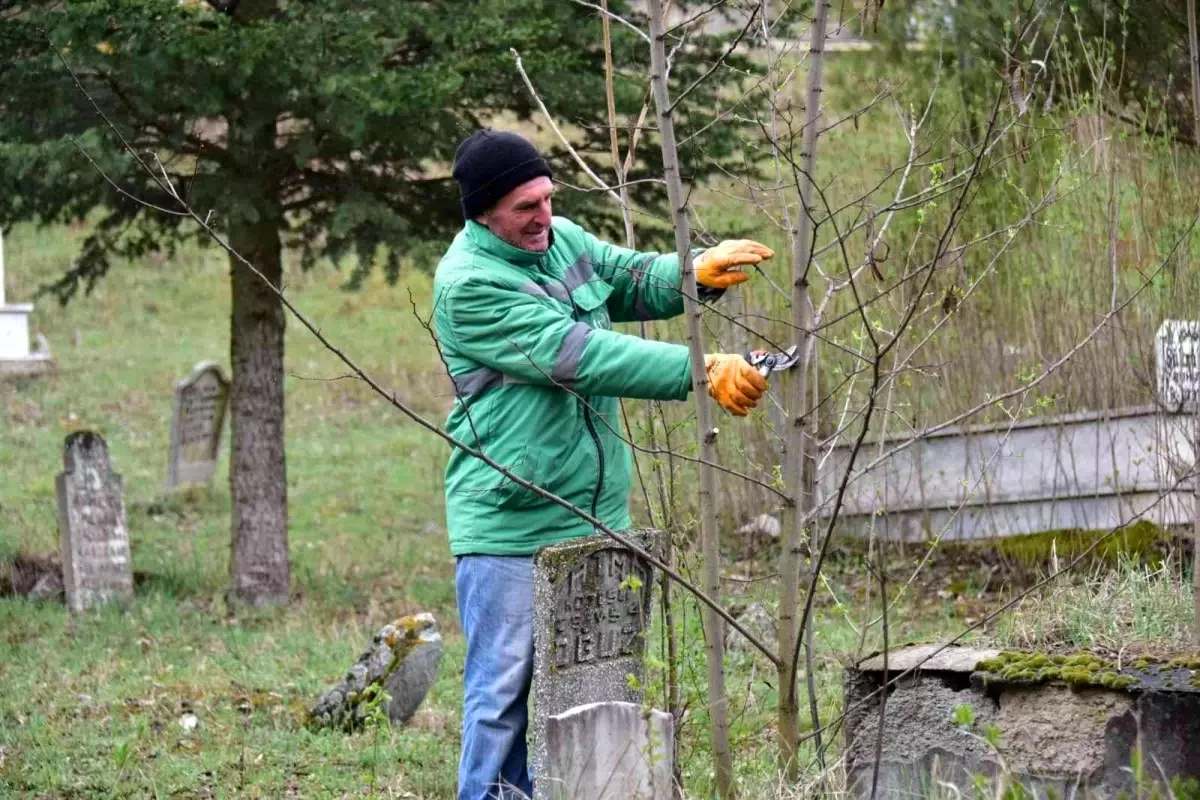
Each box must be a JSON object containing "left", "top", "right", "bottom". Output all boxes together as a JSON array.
[{"left": 433, "top": 217, "right": 697, "bottom": 556}]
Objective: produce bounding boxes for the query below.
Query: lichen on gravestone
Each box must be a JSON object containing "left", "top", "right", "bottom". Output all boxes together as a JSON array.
[{"left": 308, "top": 612, "right": 442, "bottom": 731}]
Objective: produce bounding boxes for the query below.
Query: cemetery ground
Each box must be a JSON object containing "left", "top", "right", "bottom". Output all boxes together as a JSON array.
[{"left": 0, "top": 219, "right": 1195, "bottom": 797}]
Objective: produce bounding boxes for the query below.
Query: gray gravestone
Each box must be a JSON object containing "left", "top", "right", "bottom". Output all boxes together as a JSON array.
[
  {"left": 308, "top": 613, "right": 443, "bottom": 731},
  {"left": 531, "top": 531, "right": 661, "bottom": 795},
  {"left": 541, "top": 701, "right": 674, "bottom": 800},
  {"left": 56, "top": 432, "right": 133, "bottom": 612},
  {"left": 165, "top": 361, "right": 229, "bottom": 490},
  {"left": 1157, "top": 320, "right": 1200, "bottom": 408}
]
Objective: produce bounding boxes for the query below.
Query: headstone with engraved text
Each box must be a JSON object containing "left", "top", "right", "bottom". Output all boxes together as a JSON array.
[
  {"left": 165, "top": 361, "right": 229, "bottom": 490},
  {"left": 56, "top": 432, "right": 133, "bottom": 612},
  {"left": 531, "top": 531, "right": 661, "bottom": 794},
  {"left": 1157, "top": 320, "right": 1200, "bottom": 409}
]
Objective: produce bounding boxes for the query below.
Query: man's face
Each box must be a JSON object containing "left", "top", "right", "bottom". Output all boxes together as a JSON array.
[{"left": 481, "top": 176, "right": 554, "bottom": 252}]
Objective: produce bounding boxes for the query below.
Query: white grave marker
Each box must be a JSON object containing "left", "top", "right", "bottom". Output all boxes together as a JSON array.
[
  {"left": 0, "top": 227, "right": 53, "bottom": 375},
  {"left": 164, "top": 362, "right": 230, "bottom": 489},
  {"left": 1156, "top": 320, "right": 1200, "bottom": 408},
  {"left": 541, "top": 702, "right": 675, "bottom": 800},
  {"left": 1157, "top": 320, "right": 1200, "bottom": 641}
]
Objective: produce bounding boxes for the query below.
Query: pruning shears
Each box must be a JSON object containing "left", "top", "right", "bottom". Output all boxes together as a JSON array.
[{"left": 744, "top": 344, "right": 800, "bottom": 377}]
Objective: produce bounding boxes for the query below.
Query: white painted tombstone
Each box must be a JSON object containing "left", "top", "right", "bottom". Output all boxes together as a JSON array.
[
  {"left": 0, "top": 227, "right": 54, "bottom": 376},
  {"left": 1157, "top": 320, "right": 1200, "bottom": 636},
  {"left": 540, "top": 702, "right": 675, "bottom": 800},
  {"left": 56, "top": 432, "right": 133, "bottom": 612},
  {"left": 1157, "top": 320, "right": 1200, "bottom": 409},
  {"left": 164, "top": 362, "right": 230, "bottom": 490},
  {"left": 1156, "top": 321, "right": 1200, "bottom": 492}
]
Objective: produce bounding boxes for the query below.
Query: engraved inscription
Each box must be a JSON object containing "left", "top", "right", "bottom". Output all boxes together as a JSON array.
[
  {"left": 550, "top": 548, "right": 652, "bottom": 670},
  {"left": 166, "top": 363, "right": 230, "bottom": 489},
  {"left": 1157, "top": 320, "right": 1200, "bottom": 407},
  {"left": 57, "top": 432, "right": 133, "bottom": 612},
  {"left": 177, "top": 373, "right": 227, "bottom": 462}
]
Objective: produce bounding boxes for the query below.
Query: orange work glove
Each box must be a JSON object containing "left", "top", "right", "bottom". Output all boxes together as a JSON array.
[
  {"left": 704, "top": 354, "right": 768, "bottom": 417},
  {"left": 694, "top": 240, "right": 775, "bottom": 289}
]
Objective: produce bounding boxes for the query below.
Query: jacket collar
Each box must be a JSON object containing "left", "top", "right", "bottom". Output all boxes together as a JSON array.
[{"left": 464, "top": 220, "right": 553, "bottom": 267}]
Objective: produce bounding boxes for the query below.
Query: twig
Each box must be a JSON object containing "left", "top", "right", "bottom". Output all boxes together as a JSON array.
[
  {"left": 567, "top": 0, "right": 651, "bottom": 42},
  {"left": 512, "top": 49, "right": 622, "bottom": 207}
]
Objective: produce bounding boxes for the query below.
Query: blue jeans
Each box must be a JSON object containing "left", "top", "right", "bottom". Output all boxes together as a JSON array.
[{"left": 456, "top": 555, "right": 535, "bottom": 800}]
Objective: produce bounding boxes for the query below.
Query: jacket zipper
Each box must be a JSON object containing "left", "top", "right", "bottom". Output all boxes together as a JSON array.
[{"left": 540, "top": 258, "right": 605, "bottom": 520}]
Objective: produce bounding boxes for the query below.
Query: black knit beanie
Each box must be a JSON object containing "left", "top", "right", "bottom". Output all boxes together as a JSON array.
[{"left": 452, "top": 129, "right": 553, "bottom": 220}]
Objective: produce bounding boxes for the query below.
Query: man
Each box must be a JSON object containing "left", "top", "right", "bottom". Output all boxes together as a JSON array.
[{"left": 434, "top": 129, "right": 774, "bottom": 800}]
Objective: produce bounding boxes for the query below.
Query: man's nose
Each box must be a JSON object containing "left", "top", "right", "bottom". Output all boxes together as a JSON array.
[{"left": 534, "top": 199, "right": 552, "bottom": 226}]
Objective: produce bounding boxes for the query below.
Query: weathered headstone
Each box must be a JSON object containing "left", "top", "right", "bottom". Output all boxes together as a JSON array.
[
  {"left": 531, "top": 531, "right": 661, "bottom": 794},
  {"left": 1157, "top": 320, "right": 1200, "bottom": 408},
  {"left": 541, "top": 702, "right": 674, "bottom": 800},
  {"left": 725, "top": 601, "right": 779, "bottom": 657},
  {"left": 308, "top": 612, "right": 442, "bottom": 730},
  {"left": 55, "top": 432, "right": 133, "bottom": 612},
  {"left": 164, "top": 362, "right": 230, "bottom": 490}
]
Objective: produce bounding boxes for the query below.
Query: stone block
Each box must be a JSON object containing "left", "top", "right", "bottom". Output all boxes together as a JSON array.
[
  {"left": 164, "top": 362, "right": 229, "bottom": 490},
  {"left": 541, "top": 701, "right": 674, "bottom": 800},
  {"left": 309, "top": 612, "right": 442, "bottom": 730}
]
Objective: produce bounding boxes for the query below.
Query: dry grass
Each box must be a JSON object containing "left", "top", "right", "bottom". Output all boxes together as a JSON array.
[{"left": 992, "top": 553, "right": 1196, "bottom": 655}]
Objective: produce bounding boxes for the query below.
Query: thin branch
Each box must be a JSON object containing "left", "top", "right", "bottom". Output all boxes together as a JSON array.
[
  {"left": 667, "top": 4, "right": 759, "bottom": 114},
  {"left": 567, "top": 0, "right": 651, "bottom": 42},
  {"left": 512, "top": 48, "right": 623, "bottom": 207}
]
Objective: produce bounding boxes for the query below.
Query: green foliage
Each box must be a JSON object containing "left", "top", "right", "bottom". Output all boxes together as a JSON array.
[
  {"left": 359, "top": 684, "right": 391, "bottom": 791},
  {"left": 876, "top": 1, "right": 1200, "bottom": 141},
  {"left": 0, "top": 0, "right": 757, "bottom": 299}
]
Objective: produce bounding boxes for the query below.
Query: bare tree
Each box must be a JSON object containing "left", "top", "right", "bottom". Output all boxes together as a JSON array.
[{"left": 646, "top": 0, "right": 735, "bottom": 795}]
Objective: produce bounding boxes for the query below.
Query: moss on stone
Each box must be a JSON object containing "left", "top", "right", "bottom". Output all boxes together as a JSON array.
[
  {"left": 986, "top": 520, "right": 1168, "bottom": 567},
  {"left": 975, "top": 650, "right": 1139, "bottom": 691},
  {"left": 1166, "top": 656, "right": 1200, "bottom": 670}
]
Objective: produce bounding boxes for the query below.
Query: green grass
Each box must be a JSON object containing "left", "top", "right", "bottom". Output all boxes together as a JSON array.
[{"left": 1, "top": 224, "right": 469, "bottom": 797}]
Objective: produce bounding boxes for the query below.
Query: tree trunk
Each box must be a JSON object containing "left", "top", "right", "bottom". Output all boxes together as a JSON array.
[
  {"left": 1187, "top": 0, "right": 1200, "bottom": 146},
  {"left": 1188, "top": 0, "right": 1200, "bottom": 644},
  {"left": 779, "top": 0, "right": 830, "bottom": 777},
  {"left": 227, "top": 215, "right": 289, "bottom": 606},
  {"left": 646, "top": 1, "right": 735, "bottom": 796}
]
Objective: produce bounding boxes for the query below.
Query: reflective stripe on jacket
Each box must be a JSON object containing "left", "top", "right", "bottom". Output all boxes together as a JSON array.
[{"left": 433, "top": 217, "right": 694, "bottom": 555}]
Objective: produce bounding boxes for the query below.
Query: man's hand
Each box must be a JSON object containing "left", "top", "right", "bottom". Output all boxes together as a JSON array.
[
  {"left": 704, "top": 354, "right": 768, "bottom": 416},
  {"left": 694, "top": 240, "right": 775, "bottom": 289}
]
